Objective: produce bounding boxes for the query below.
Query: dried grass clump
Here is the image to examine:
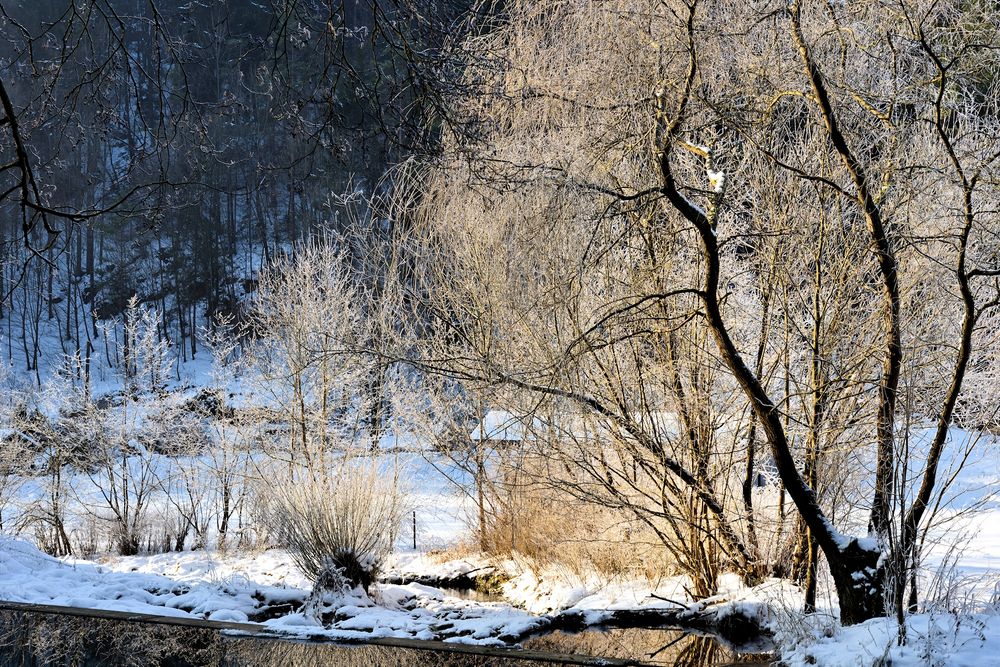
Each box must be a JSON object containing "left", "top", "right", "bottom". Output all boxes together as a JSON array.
[
  {"left": 268, "top": 465, "right": 408, "bottom": 592},
  {"left": 482, "top": 482, "right": 670, "bottom": 581}
]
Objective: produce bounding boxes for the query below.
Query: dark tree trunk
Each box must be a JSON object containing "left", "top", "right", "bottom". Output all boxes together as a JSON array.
[
  {"left": 653, "top": 18, "right": 889, "bottom": 619},
  {"left": 828, "top": 539, "right": 885, "bottom": 626}
]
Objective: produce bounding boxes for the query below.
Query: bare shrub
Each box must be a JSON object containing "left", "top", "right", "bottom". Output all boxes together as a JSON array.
[
  {"left": 482, "top": 479, "right": 670, "bottom": 582},
  {"left": 246, "top": 238, "right": 380, "bottom": 474},
  {"left": 0, "top": 433, "right": 27, "bottom": 534},
  {"left": 267, "top": 464, "right": 408, "bottom": 592},
  {"left": 71, "top": 515, "right": 102, "bottom": 559}
]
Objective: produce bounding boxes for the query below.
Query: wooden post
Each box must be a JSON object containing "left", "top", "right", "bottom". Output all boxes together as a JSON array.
[{"left": 412, "top": 510, "right": 417, "bottom": 551}]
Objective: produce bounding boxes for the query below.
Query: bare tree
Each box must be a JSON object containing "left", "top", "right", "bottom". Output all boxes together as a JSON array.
[
  {"left": 389, "top": 0, "right": 1000, "bottom": 625},
  {"left": 245, "top": 236, "right": 385, "bottom": 477}
]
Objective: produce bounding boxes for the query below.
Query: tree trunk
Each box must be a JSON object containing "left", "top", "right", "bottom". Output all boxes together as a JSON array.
[
  {"left": 828, "top": 539, "right": 885, "bottom": 625},
  {"left": 654, "top": 40, "right": 887, "bottom": 619}
]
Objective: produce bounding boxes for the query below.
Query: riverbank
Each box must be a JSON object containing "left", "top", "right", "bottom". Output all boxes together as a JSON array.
[{"left": 0, "top": 537, "right": 773, "bottom": 664}]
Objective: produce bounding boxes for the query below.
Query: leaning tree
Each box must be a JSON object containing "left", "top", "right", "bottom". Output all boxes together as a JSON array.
[{"left": 396, "top": 0, "right": 1000, "bottom": 624}]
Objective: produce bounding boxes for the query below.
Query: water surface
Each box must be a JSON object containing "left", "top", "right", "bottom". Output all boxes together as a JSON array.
[{"left": 0, "top": 607, "right": 774, "bottom": 666}]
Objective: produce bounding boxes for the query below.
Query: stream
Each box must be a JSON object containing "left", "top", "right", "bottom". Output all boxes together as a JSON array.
[{"left": 0, "top": 606, "right": 774, "bottom": 666}]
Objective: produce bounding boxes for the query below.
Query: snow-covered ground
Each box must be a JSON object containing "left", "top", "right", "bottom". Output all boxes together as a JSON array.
[
  {"left": 0, "top": 537, "right": 543, "bottom": 644},
  {"left": 2, "top": 326, "right": 1000, "bottom": 664},
  {"left": 772, "top": 430, "right": 1000, "bottom": 665},
  {"left": 0, "top": 537, "right": 744, "bottom": 649},
  {"left": 4, "top": 509, "right": 1000, "bottom": 663},
  {"left": 779, "top": 611, "right": 1000, "bottom": 667}
]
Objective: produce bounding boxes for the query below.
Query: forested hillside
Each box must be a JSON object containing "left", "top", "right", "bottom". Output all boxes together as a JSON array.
[{"left": 0, "top": 0, "right": 467, "bottom": 383}]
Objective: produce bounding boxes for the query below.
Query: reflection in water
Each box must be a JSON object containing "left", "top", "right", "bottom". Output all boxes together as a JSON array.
[
  {"left": 0, "top": 609, "right": 773, "bottom": 666},
  {"left": 224, "top": 639, "right": 566, "bottom": 667},
  {"left": 435, "top": 587, "right": 503, "bottom": 603},
  {"left": 0, "top": 610, "right": 224, "bottom": 667},
  {"left": 522, "top": 627, "right": 773, "bottom": 666}
]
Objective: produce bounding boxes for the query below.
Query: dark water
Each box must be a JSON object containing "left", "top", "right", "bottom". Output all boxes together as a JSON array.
[
  {"left": 522, "top": 627, "right": 773, "bottom": 666},
  {"left": 437, "top": 587, "right": 502, "bottom": 602},
  {"left": 0, "top": 609, "right": 774, "bottom": 666}
]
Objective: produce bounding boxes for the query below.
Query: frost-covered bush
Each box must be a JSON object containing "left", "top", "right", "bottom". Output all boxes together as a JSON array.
[
  {"left": 246, "top": 239, "right": 382, "bottom": 474},
  {"left": 268, "top": 464, "right": 407, "bottom": 592}
]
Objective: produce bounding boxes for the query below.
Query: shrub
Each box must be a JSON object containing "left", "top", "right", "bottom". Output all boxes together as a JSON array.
[
  {"left": 268, "top": 464, "right": 407, "bottom": 592},
  {"left": 481, "top": 475, "right": 671, "bottom": 582}
]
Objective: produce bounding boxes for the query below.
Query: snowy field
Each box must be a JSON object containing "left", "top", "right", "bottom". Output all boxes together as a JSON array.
[
  {"left": 2, "top": 457, "right": 1000, "bottom": 664},
  {"left": 1, "top": 350, "right": 1000, "bottom": 664},
  {"left": 0, "top": 533, "right": 707, "bottom": 648},
  {"left": 5, "top": 528, "right": 999, "bottom": 665},
  {"left": 2, "top": 496, "right": 998, "bottom": 666}
]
